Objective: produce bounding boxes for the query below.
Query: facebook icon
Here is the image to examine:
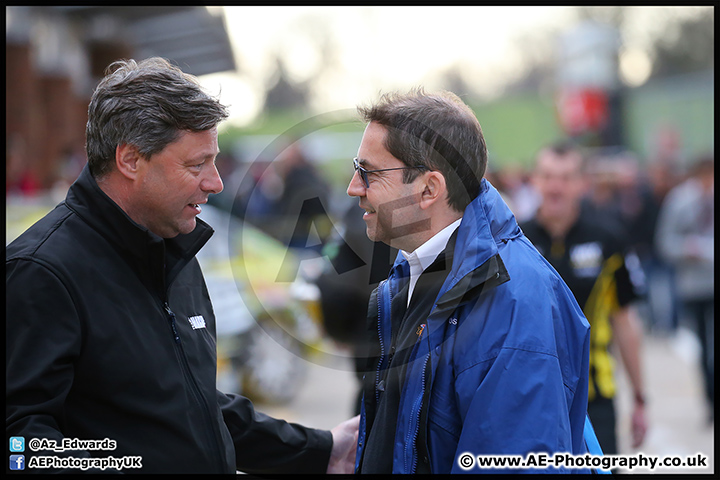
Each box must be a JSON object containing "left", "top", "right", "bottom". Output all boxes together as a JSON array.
[{"left": 10, "top": 454, "right": 25, "bottom": 470}]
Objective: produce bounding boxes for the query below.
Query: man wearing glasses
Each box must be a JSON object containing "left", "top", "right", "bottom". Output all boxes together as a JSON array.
[{"left": 346, "top": 88, "right": 604, "bottom": 474}]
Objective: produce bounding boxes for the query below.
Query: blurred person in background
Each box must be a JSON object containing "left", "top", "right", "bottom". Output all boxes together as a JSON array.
[
  {"left": 232, "top": 157, "right": 277, "bottom": 220},
  {"left": 6, "top": 57, "right": 358, "bottom": 475},
  {"left": 234, "top": 140, "right": 332, "bottom": 254},
  {"left": 521, "top": 142, "right": 648, "bottom": 456},
  {"left": 639, "top": 157, "right": 683, "bottom": 333},
  {"left": 494, "top": 162, "right": 540, "bottom": 224},
  {"left": 581, "top": 153, "right": 626, "bottom": 232},
  {"left": 273, "top": 141, "right": 332, "bottom": 252},
  {"left": 583, "top": 151, "right": 680, "bottom": 335},
  {"left": 655, "top": 153, "right": 714, "bottom": 424},
  {"left": 347, "top": 89, "right": 603, "bottom": 474},
  {"left": 6, "top": 134, "right": 42, "bottom": 197},
  {"left": 638, "top": 124, "right": 686, "bottom": 334},
  {"left": 313, "top": 202, "right": 397, "bottom": 416}
]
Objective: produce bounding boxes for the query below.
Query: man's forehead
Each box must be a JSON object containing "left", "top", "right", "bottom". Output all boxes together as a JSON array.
[
  {"left": 359, "top": 122, "right": 388, "bottom": 147},
  {"left": 537, "top": 151, "right": 582, "bottom": 170}
]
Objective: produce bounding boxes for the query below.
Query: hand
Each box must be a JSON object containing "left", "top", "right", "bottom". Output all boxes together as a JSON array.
[
  {"left": 631, "top": 403, "right": 648, "bottom": 448},
  {"left": 326, "top": 415, "right": 360, "bottom": 474}
]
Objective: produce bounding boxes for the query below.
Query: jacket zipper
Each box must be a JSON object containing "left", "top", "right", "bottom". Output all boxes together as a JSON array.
[
  {"left": 165, "top": 303, "right": 181, "bottom": 343},
  {"left": 374, "top": 279, "right": 391, "bottom": 405},
  {"left": 163, "top": 301, "right": 225, "bottom": 472},
  {"left": 405, "top": 349, "right": 430, "bottom": 473},
  {"left": 358, "top": 277, "right": 393, "bottom": 471}
]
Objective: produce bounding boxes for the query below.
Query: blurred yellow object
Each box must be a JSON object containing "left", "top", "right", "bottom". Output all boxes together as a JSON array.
[{"left": 6, "top": 200, "right": 56, "bottom": 245}]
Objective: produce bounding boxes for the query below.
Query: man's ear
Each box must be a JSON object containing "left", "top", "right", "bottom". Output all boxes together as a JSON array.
[
  {"left": 419, "top": 171, "right": 447, "bottom": 210},
  {"left": 115, "top": 144, "right": 143, "bottom": 180}
]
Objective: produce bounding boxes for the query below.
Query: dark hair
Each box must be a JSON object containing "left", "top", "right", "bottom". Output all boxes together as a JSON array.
[
  {"left": 546, "top": 140, "right": 581, "bottom": 158},
  {"left": 357, "top": 87, "right": 487, "bottom": 212},
  {"left": 86, "top": 57, "right": 229, "bottom": 178},
  {"left": 536, "top": 140, "right": 586, "bottom": 172}
]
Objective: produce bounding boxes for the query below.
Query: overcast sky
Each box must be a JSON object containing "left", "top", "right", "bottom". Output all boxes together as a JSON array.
[{"left": 198, "top": 6, "right": 710, "bottom": 127}]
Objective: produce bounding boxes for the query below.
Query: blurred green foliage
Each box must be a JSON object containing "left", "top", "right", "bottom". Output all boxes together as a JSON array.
[
  {"left": 219, "top": 70, "right": 713, "bottom": 192},
  {"left": 470, "top": 93, "right": 563, "bottom": 170}
]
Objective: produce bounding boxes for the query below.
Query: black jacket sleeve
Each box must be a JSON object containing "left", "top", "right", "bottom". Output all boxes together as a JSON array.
[
  {"left": 6, "top": 258, "right": 98, "bottom": 473},
  {"left": 217, "top": 391, "right": 332, "bottom": 474}
]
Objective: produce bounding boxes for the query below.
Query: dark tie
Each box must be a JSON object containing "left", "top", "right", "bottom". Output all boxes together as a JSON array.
[
  {"left": 389, "top": 260, "right": 410, "bottom": 303},
  {"left": 388, "top": 261, "right": 410, "bottom": 336}
]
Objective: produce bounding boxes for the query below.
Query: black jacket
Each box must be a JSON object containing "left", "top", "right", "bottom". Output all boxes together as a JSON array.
[{"left": 6, "top": 165, "right": 332, "bottom": 474}]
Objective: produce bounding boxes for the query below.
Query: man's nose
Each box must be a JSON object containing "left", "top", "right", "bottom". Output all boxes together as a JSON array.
[
  {"left": 347, "top": 169, "right": 366, "bottom": 197},
  {"left": 202, "top": 163, "right": 224, "bottom": 194}
]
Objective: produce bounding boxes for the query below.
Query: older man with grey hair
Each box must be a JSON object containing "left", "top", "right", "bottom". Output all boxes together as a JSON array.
[{"left": 6, "top": 57, "right": 357, "bottom": 475}]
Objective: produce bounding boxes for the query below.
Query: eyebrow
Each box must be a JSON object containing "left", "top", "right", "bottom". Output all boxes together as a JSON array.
[
  {"left": 187, "top": 150, "right": 219, "bottom": 163},
  {"left": 356, "top": 157, "right": 375, "bottom": 170}
]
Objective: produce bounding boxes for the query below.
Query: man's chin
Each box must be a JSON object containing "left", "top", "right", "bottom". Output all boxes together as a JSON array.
[
  {"left": 173, "top": 218, "right": 197, "bottom": 237},
  {"left": 365, "top": 224, "right": 383, "bottom": 244}
]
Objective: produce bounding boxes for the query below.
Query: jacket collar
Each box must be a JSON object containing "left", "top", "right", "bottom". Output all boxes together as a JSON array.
[
  {"left": 64, "top": 165, "right": 214, "bottom": 294},
  {"left": 451, "top": 178, "right": 521, "bottom": 280},
  {"left": 391, "top": 178, "right": 517, "bottom": 308}
]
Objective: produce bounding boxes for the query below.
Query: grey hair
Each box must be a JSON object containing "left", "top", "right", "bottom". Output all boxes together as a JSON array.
[{"left": 86, "top": 57, "right": 229, "bottom": 178}]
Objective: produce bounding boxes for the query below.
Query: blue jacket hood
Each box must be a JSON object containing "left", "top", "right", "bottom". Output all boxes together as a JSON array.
[{"left": 390, "top": 178, "right": 519, "bottom": 307}]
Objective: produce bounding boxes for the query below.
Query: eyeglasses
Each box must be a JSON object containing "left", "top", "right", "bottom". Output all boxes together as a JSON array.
[{"left": 353, "top": 157, "right": 427, "bottom": 188}]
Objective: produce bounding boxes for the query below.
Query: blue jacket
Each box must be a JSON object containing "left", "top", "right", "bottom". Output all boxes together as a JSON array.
[{"left": 356, "top": 179, "right": 598, "bottom": 474}]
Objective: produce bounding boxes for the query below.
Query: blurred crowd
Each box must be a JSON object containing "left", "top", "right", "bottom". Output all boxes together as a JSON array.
[
  {"left": 490, "top": 148, "right": 712, "bottom": 329},
  {"left": 6, "top": 136, "right": 87, "bottom": 204}
]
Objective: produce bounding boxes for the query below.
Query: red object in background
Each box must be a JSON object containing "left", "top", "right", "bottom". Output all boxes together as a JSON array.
[
  {"left": 556, "top": 88, "right": 609, "bottom": 135},
  {"left": 6, "top": 169, "right": 42, "bottom": 197}
]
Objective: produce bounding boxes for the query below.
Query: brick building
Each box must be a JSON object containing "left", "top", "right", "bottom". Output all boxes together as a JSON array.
[{"left": 6, "top": 6, "right": 235, "bottom": 194}]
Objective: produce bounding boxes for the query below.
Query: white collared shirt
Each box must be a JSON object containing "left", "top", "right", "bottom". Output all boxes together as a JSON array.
[{"left": 400, "top": 218, "right": 462, "bottom": 307}]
